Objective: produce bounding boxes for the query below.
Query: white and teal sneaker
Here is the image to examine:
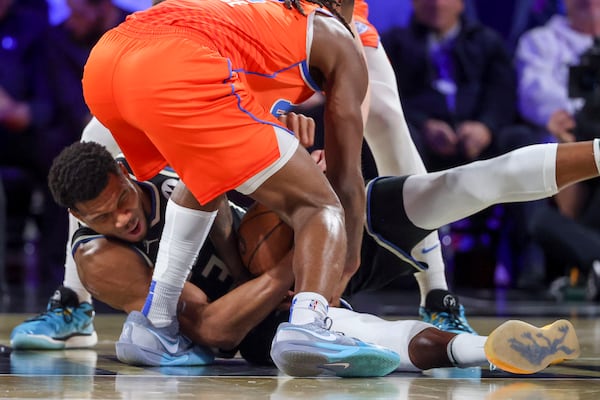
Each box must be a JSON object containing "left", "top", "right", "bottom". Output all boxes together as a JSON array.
[
  {"left": 270, "top": 319, "right": 400, "bottom": 377},
  {"left": 115, "top": 311, "right": 215, "bottom": 367},
  {"left": 419, "top": 289, "right": 477, "bottom": 334},
  {"left": 10, "top": 286, "right": 97, "bottom": 350}
]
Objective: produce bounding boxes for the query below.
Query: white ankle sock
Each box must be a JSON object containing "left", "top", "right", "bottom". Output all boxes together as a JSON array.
[
  {"left": 289, "top": 292, "right": 329, "bottom": 325},
  {"left": 412, "top": 232, "right": 449, "bottom": 307},
  {"left": 447, "top": 333, "right": 487, "bottom": 367}
]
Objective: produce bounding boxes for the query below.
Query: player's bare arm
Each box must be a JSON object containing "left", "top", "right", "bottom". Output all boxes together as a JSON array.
[
  {"left": 73, "top": 239, "right": 175, "bottom": 313},
  {"left": 74, "top": 231, "right": 295, "bottom": 349},
  {"left": 209, "top": 195, "right": 252, "bottom": 284},
  {"left": 309, "top": 13, "right": 368, "bottom": 290}
]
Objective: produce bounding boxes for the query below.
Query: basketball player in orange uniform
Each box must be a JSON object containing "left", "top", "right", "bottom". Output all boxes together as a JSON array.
[{"left": 81, "top": 0, "right": 401, "bottom": 377}]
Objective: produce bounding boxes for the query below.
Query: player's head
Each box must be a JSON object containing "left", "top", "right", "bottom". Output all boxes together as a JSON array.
[{"left": 48, "top": 141, "right": 149, "bottom": 242}]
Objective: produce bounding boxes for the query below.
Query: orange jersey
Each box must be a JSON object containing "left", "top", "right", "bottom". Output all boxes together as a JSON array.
[
  {"left": 129, "top": 0, "right": 324, "bottom": 115},
  {"left": 353, "top": 0, "right": 379, "bottom": 48}
]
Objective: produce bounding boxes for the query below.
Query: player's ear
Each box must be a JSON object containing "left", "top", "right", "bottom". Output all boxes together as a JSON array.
[
  {"left": 117, "top": 162, "right": 129, "bottom": 176},
  {"left": 68, "top": 207, "right": 82, "bottom": 221}
]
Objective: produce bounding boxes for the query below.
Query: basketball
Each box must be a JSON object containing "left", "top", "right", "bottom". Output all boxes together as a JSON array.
[{"left": 238, "top": 202, "right": 294, "bottom": 276}]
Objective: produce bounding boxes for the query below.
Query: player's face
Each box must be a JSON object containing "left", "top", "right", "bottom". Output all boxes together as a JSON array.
[{"left": 71, "top": 169, "right": 148, "bottom": 242}]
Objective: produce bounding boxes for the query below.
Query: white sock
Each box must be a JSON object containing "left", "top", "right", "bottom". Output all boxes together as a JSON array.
[
  {"left": 289, "top": 292, "right": 329, "bottom": 325},
  {"left": 412, "top": 232, "right": 449, "bottom": 307},
  {"left": 447, "top": 333, "right": 488, "bottom": 367},
  {"left": 143, "top": 199, "right": 217, "bottom": 327}
]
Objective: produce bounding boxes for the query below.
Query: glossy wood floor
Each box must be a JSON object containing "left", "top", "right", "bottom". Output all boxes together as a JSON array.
[{"left": 1, "top": 313, "right": 600, "bottom": 399}]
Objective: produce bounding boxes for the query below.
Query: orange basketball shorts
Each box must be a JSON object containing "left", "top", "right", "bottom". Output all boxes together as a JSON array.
[{"left": 82, "top": 23, "right": 292, "bottom": 205}]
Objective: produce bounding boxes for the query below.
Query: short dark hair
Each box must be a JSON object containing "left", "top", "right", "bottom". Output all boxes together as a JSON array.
[{"left": 48, "top": 141, "right": 120, "bottom": 210}]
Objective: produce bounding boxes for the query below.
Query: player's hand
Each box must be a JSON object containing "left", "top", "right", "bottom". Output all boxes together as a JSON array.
[
  {"left": 310, "top": 149, "right": 327, "bottom": 173},
  {"left": 547, "top": 110, "right": 576, "bottom": 143},
  {"left": 423, "top": 119, "right": 458, "bottom": 156},
  {"left": 277, "top": 112, "right": 316, "bottom": 148},
  {"left": 456, "top": 120, "right": 492, "bottom": 160}
]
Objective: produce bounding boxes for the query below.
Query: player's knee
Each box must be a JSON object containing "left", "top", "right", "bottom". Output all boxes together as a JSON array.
[{"left": 408, "top": 327, "right": 456, "bottom": 370}]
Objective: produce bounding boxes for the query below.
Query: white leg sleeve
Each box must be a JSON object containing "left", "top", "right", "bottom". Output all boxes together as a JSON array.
[
  {"left": 144, "top": 199, "right": 217, "bottom": 327},
  {"left": 404, "top": 143, "right": 559, "bottom": 230},
  {"left": 365, "top": 45, "right": 447, "bottom": 303},
  {"left": 63, "top": 214, "right": 92, "bottom": 304},
  {"left": 364, "top": 45, "right": 426, "bottom": 176},
  {"left": 328, "top": 307, "right": 431, "bottom": 372},
  {"left": 80, "top": 117, "right": 122, "bottom": 157}
]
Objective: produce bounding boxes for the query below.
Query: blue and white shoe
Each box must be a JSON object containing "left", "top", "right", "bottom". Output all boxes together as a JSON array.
[
  {"left": 10, "top": 286, "right": 97, "bottom": 350},
  {"left": 419, "top": 289, "right": 477, "bottom": 334},
  {"left": 270, "top": 319, "right": 400, "bottom": 377},
  {"left": 115, "top": 311, "right": 214, "bottom": 367}
]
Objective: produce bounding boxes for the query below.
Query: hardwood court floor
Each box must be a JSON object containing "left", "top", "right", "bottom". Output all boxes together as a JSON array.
[{"left": 1, "top": 314, "right": 600, "bottom": 399}]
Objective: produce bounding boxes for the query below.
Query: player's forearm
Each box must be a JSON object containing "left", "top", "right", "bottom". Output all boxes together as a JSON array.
[
  {"left": 187, "top": 255, "right": 294, "bottom": 350},
  {"left": 327, "top": 168, "right": 365, "bottom": 277},
  {"left": 209, "top": 198, "right": 251, "bottom": 283}
]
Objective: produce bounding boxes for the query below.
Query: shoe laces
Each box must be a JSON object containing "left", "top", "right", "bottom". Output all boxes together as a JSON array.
[
  {"left": 321, "top": 316, "right": 346, "bottom": 337},
  {"left": 432, "top": 308, "right": 473, "bottom": 333},
  {"left": 27, "top": 299, "right": 74, "bottom": 324}
]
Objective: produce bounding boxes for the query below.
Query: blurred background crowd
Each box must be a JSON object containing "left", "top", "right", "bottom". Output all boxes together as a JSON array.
[{"left": 1, "top": 0, "right": 599, "bottom": 304}]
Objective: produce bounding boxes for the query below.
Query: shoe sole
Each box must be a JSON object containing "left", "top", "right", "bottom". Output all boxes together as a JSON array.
[
  {"left": 270, "top": 341, "right": 400, "bottom": 377},
  {"left": 115, "top": 341, "right": 214, "bottom": 367},
  {"left": 10, "top": 331, "right": 98, "bottom": 350},
  {"left": 484, "top": 319, "right": 580, "bottom": 374}
]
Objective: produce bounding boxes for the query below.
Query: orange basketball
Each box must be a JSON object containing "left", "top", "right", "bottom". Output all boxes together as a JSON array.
[{"left": 238, "top": 202, "right": 294, "bottom": 276}]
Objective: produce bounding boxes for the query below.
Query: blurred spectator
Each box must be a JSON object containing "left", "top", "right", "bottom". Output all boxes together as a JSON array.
[
  {"left": 0, "top": 0, "right": 54, "bottom": 284},
  {"left": 381, "top": 0, "right": 546, "bottom": 289},
  {"left": 515, "top": 0, "right": 600, "bottom": 297},
  {"left": 381, "top": 0, "right": 528, "bottom": 172},
  {"left": 34, "top": 0, "right": 129, "bottom": 286},
  {"left": 516, "top": 0, "right": 598, "bottom": 143},
  {"left": 469, "top": 0, "right": 564, "bottom": 51},
  {"left": 47, "top": 0, "right": 129, "bottom": 152}
]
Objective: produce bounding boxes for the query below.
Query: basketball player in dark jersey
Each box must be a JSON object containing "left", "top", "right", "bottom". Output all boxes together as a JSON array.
[{"left": 13, "top": 137, "right": 589, "bottom": 375}]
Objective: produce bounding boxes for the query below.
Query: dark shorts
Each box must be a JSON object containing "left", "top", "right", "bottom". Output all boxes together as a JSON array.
[{"left": 344, "top": 176, "right": 434, "bottom": 296}]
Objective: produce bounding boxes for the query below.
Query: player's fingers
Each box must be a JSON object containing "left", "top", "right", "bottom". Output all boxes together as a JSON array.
[
  {"left": 278, "top": 112, "right": 299, "bottom": 139},
  {"left": 297, "top": 114, "right": 315, "bottom": 147}
]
